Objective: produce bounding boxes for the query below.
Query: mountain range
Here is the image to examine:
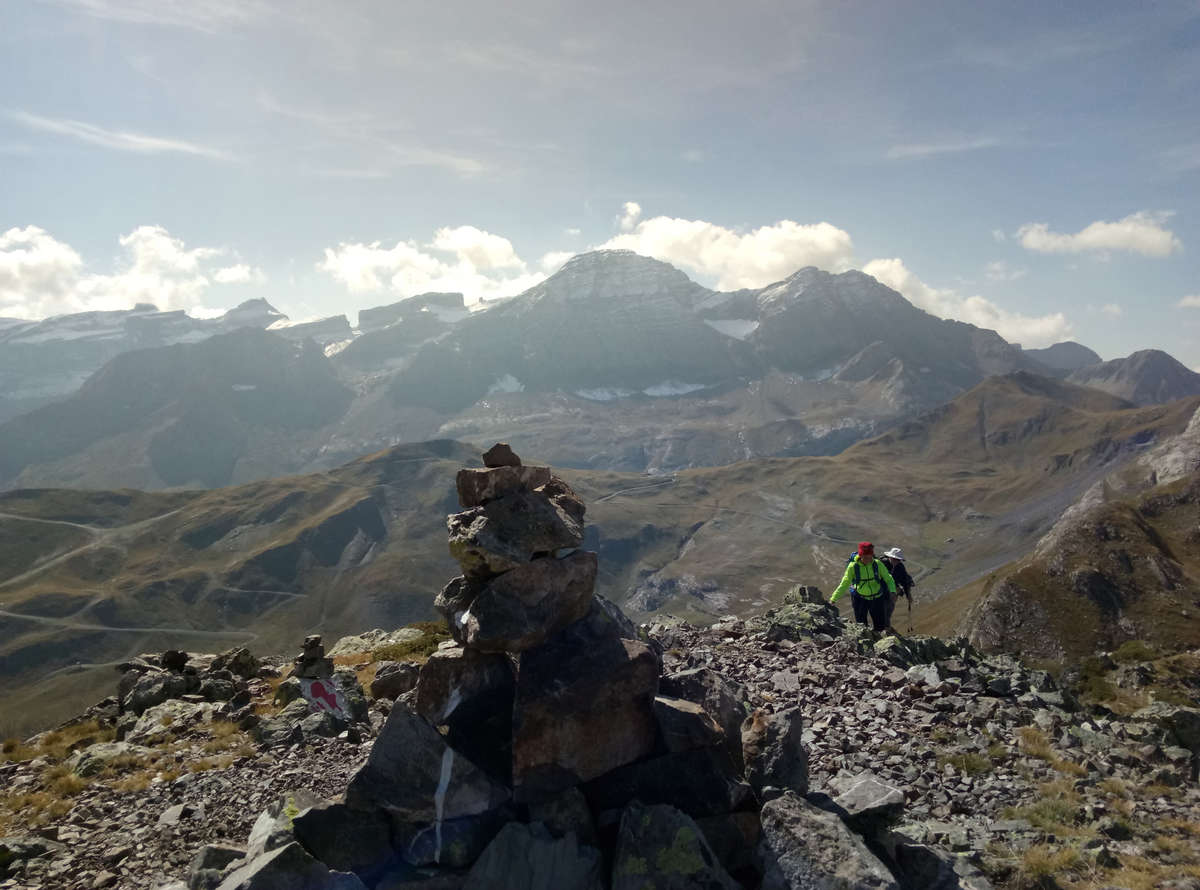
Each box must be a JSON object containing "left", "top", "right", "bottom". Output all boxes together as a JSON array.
[
  {"left": 2, "top": 372, "right": 1197, "bottom": 736},
  {"left": 4, "top": 250, "right": 1198, "bottom": 491}
]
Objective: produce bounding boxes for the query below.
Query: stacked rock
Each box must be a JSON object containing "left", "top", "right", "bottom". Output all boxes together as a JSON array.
[
  {"left": 197, "top": 446, "right": 833, "bottom": 889},
  {"left": 293, "top": 635, "right": 334, "bottom": 679}
]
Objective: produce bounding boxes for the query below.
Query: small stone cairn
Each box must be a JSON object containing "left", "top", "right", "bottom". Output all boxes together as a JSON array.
[
  {"left": 188, "top": 445, "right": 947, "bottom": 889},
  {"left": 293, "top": 635, "right": 334, "bottom": 679}
]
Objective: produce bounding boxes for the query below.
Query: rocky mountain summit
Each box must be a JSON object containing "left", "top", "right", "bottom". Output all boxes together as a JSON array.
[
  {"left": 2, "top": 448, "right": 1199, "bottom": 890},
  {"left": 1066, "top": 350, "right": 1200, "bottom": 407}
]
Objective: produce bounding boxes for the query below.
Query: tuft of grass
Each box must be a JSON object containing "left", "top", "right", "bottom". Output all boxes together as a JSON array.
[
  {"left": 371, "top": 622, "right": 450, "bottom": 663},
  {"left": 1112, "top": 639, "right": 1157, "bottom": 664},
  {"left": 1016, "top": 843, "right": 1083, "bottom": 889},
  {"left": 1, "top": 737, "right": 37, "bottom": 763},
  {"left": 1016, "top": 726, "right": 1087, "bottom": 776},
  {"left": 1004, "top": 780, "right": 1090, "bottom": 836},
  {"left": 1098, "top": 777, "right": 1130, "bottom": 797},
  {"left": 940, "top": 752, "right": 993, "bottom": 775}
]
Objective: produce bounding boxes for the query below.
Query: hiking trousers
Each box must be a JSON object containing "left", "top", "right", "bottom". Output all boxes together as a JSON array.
[{"left": 851, "top": 591, "right": 888, "bottom": 631}]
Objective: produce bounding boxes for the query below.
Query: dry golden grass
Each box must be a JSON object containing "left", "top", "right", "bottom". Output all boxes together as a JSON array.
[
  {"left": 1016, "top": 843, "right": 1083, "bottom": 889},
  {"left": 1016, "top": 726, "right": 1088, "bottom": 776}
]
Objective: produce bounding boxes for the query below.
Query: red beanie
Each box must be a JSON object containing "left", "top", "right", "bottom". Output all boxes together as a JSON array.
[{"left": 858, "top": 541, "right": 874, "bottom": 557}]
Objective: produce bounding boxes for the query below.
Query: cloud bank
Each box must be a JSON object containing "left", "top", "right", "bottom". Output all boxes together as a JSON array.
[
  {"left": 0, "top": 225, "right": 264, "bottom": 319},
  {"left": 318, "top": 225, "right": 550, "bottom": 302},
  {"left": 1017, "top": 211, "right": 1181, "bottom": 257},
  {"left": 862, "top": 257, "right": 1071, "bottom": 347},
  {"left": 11, "top": 111, "right": 234, "bottom": 160}
]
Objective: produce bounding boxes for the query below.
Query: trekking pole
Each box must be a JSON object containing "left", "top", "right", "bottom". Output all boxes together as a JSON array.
[{"left": 907, "top": 594, "right": 913, "bottom": 634}]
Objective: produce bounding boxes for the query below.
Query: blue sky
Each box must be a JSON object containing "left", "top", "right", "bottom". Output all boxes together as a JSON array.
[{"left": 2, "top": 0, "right": 1199, "bottom": 366}]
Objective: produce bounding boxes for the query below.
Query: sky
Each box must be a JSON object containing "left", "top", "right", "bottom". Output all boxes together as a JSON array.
[{"left": 2, "top": 0, "right": 1199, "bottom": 367}]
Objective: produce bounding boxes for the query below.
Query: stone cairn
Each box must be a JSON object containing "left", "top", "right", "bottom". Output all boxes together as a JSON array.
[
  {"left": 293, "top": 635, "right": 334, "bottom": 679},
  {"left": 193, "top": 444, "right": 930, "bottom": 889}
]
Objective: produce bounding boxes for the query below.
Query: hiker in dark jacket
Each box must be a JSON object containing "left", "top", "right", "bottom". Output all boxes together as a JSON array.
[
  {"left": 830, "top": 541, "right": 896, "bottom": 631},
  {"left": 880, "top": 547, "right": 913, "bottom": 627}
]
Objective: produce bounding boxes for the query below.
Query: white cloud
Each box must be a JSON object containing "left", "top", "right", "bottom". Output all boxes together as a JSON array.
[
  {"left": 565, "top": 227, "right": 582, "bottom": 236},
  {"left": 618, "top": 202, "right": 643, "bottom": 233},
  {"left": 540, "top": 251, "right": 574, "bottom": 274},
  {"left": 0, "top": 224, "right": 255, "bottom": 318},
  {"left": 599, "top": 211, "right": 856, "bottom": 289},
  {"left": 319, "top": 227, "right": 548, "bottom": 303},
  {"left": 213, "top": 263, "right": 267, "bottom": 284},
  {"left": 992, "top": 229, "right": 1007, "bottom": 243},
  {"left": 11, "top": 111, "right": 235, "bottom": 160},
  {"left": 682, "top": 149, "right": 706, "bottom": 163},
  {"left": 863, "top": 257, "right": 1071, "bottom": 348},
  {"left": 430, "top": 226, "right": 523, "bottom": 270},
  {"left": 886, "top": 137, "right": 1000, "bottom": 160},
  {"left": 1178, "top": 295, "right": 1200, "bottom": 309},
  {"left": 985, "top": 260, "right": 1027, "bottom": 281},
  {"left": 1017, "top": 211, "right": 1181, "bottom": 257},
  {"left": 1099, "top": 303, "right": 1123, "bottom": 317}
]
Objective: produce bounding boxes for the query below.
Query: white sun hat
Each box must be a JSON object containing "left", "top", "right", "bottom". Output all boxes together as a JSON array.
[{"left": 884, "top": 547, "right": 904, "bottom": 560}]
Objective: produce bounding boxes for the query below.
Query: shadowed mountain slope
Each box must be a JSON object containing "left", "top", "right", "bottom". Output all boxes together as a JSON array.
[{"left": 1067, "top": 348, "right": 1200, "bottom": 406}]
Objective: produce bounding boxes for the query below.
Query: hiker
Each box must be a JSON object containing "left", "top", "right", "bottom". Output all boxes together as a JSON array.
[
  {"left": 879, "top": 546, "right": 914, "bottom": 627},
  {"left": 829, "top": 541, "right": 897, "bottom": 632}
]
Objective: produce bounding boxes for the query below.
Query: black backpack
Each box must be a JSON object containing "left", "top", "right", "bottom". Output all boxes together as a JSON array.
[{"left": 845, "top": 553, "right": 884, "bottom": 592}]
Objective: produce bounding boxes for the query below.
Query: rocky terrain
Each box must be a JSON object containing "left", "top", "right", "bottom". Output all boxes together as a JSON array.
[
  {"left": 2, "top": 449, "right": 1199, "bottom": 890},
  {"left": 3, "top": 376, "right": 1198, "bottom": 738}
]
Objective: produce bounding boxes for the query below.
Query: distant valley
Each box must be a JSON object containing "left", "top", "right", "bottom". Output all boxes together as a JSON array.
[{"left": 1, "top": 372, "right": 1197, "bottom": 736}]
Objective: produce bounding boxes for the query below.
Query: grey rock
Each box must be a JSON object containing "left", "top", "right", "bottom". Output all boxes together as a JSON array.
[
  {"left": 345, "top": 702, "right": 509, "bottom": 821},
  {"left": 528, "top": 787, "right": 597, "bottom": 846},
  {"left": 210, "top": 647, "right": 261, "bottom": 680},
  {"left": 122, "top": 670, "right": 193, "bottom": 715},
  {"left": 394, "top": 808, "right": 509, "bottom": 869},
  {"left": 612, "top": 802, "right": 738, "bottom": 890},
  {"left": 481, "top": 442, "right": 521, "bottom": 468},
  {"left": 654, "top": 695, "right": 725, "bottom": 753},
  {"left": 660, "top": 667, "right": 750, "bottom": 773},
  {"left": 291, "top": 801, "right": 394, "bottom": 878},
  {"left": 743, "top": 707, "right": 808, "bottom": 799},
  {"left": 833, "top": 773, "right": 906, "bottom": 835},
  {"left": 189, "top": 844, "right": 246, "bottom": 890},
  {"left": 447, "top": 492, "right": 584, "bottom": 579},
  {"left": 460, "top": 551, "right": 597, "bottom": 653},
  {"left": 246, "top": 791, "right": 328, "bottom": 860},
  {"left": 370, "top": 662, "right": 420, "bottom": 700},
  {"left": 455, "top": 465, "right": 551, "bottom": 508},
  {"left": 758, "top": 792, "right": 899, "bottom": 890},
  {"left": 66, "top": 741, "right": 151, "bottom": 778},
  {"left": 583, "top": 746, "right": 752, "bottom": 819},
  {"left": 513, "top": 624, "right": 658, "bottom": 802},
  {"left": 214, "top": 842, "right": 366, "bottom": 890},
  {"left": 462, "top": 823, "right": 603, "bottom": 890}
]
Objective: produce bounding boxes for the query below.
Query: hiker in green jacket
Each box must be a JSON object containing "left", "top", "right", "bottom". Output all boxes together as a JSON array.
[{"left": 830, "top": 541, "right": 897, "bottom": 632}]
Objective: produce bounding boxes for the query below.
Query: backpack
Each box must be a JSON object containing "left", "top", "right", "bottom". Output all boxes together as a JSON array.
[{"left": 845, "top": 553, "right": 884, "bottom": 592}]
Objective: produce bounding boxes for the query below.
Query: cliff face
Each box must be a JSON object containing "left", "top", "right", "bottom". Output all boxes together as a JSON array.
[{"left": 1067, "top": 348, "right": 1200, "bottom": 406}]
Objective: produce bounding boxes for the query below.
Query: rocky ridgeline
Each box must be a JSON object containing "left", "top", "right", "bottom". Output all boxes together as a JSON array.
[{"left": 2, "top": 447, "right": 1200, "bottom": 889}]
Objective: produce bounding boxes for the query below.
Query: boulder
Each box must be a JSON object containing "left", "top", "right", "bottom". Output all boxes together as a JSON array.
[
  {"left": 653, "top": 696, "right": 725, "bottom": 753},
  {"left": 742, "top": 708, "right": 808, "bottom": 799},
  {"left": 122, "top": 670, "right": 194, "bottom": 715},
  {"left": 291, "top": 801, "right": 395, "bottom": 879},
  {"left": 370, "top": 662, "right": 420, "bottom": 700},
  {"left": 66, "top": 741, "right": 151, "bottom": 777},
  {"left": 583, "top": 746, "right": 752, "bottom": 820},
  {"left": 1134, "top": 703, "right": 1200, "bottom": 754},
  {"left": 345, "top": 702, "right": 509, "bottom": 821},
  {"left": 210, "top": 647, "right": 261, "bottom": 679},
  {"left": 696, "top": 812, "right": 762, "bottom": 884},
  {"left": 328, "top": 628, "right": 423, "bottom": 658},
  {"left": 162, "top": 649, "right": 189, "bottom": 671},
  {"left": 455, "top": 466, "right": 552, "bottom": 508},
  {"left": 127, "top": 699, "right": 215, "bottom": 744},
  {"left": 527, "top": 787, "right": 597, "bottom": 846},
  {"left": 612, "top": 802, "right": 739, "bottom": 890},
  {"left": 447, "top": 493, "right": 583, "bottom": 579},
  {"left": 394, "top": 808, "right": 510, "bottom": 869},
  {"left": 660, "top": 668, "right": 750, "bottom": 773},
  {"left": 892, "top": 842, "right": 994, "bottom": 890},
  {"left": 513, "top": 625, "right": 659, "bottom": 802},
  {"left": 758, "top": 793, "right": 899, "bottom": 890},
  {"left": 460, "top": 552, "right": 597, "bottom": 653},
  {"left": 0, "top": 835, "right": 67, "bottom": 879},
  {"left": 213, "top": 842, "right": 366, "bottom": 890},
  {"left": 462, "top": 823, "right": 603, "bottom": 890},
  {"left": 482, "top": 442, "right": 521, "bottom": 468},
  {"left": 412, "top": 644, "right": 514, "bottom": 781},
  {"left": 832, "top": 773, "right": 906, "bottom": 837},
  {"left": 188, "top": 844, "right": 246, "bottom": 890},
  {"left": 246, "top": 790, "right": 328, "bottom": 860},
  {"left": 254, "top": 700, "right": 312, "bottom": 747}
]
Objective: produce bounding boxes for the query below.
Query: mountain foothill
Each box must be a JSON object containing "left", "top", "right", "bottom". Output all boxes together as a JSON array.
[{"left": 0, "top": 250, "right": 1198, "bottom": 736}]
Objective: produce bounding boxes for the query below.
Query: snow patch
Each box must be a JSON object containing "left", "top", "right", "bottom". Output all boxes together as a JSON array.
[
  {"left": 324, "top": 338, "right": 355, "bottom": 357},
  {"left": 574, "top": 387, "right": 636, "bottom": 401},
  {"left": 487, "top": 374, "right": 524, "bottom": 394},
  {"left": 703, "top": 318, "right": 759, "bottom": 340},
  {"left": 643, "top": 381, "right": 709, "bottom": 397}
]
